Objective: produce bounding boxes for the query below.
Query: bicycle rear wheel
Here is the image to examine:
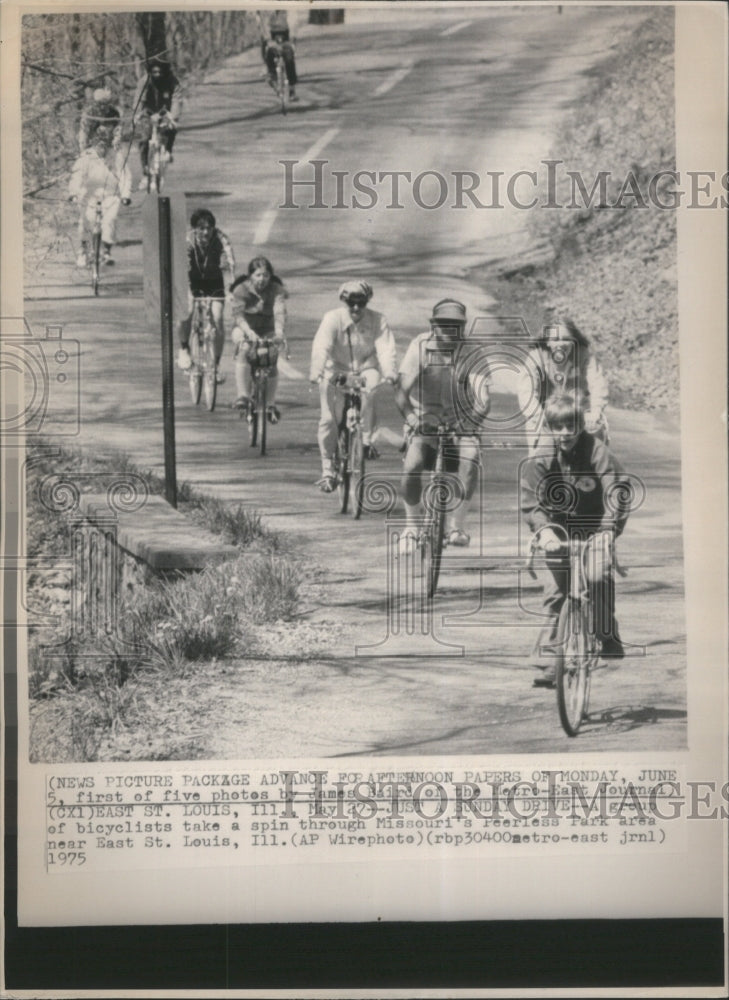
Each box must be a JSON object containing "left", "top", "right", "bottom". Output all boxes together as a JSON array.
[
  {"left": 91, "top": 231, "right": 101, "bottom": 296},
  {"left": 422, "top": 475, "right": 446, "bottom": 598},
  {"left": 555, "top": 600, "right": 593, "bottom": 736},
  {"left": 337, "top": 427, "right": 350, "bottom": 514},
  {"left": 350, "top": 429, "right": 365, "bottom": 519}
]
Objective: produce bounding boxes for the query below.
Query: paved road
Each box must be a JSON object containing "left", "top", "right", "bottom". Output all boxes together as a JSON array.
[{"left": 25, "top": 6, "right": 686, "bottom": 756}]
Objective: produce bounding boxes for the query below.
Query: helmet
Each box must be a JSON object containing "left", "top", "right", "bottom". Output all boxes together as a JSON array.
[
  {"left": 338, "top": 280, "right": 373, "bottom": 303},
  {"left": 430, "top": 299, "right": 467, "bottom": 325},
  {"left": 93, "top": 87, "right": 112, "bottom": 103}
]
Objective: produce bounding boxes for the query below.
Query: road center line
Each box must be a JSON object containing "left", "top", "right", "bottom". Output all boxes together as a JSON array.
[
  {"left": 253, "top": 127, "right": 341, "bottom": 244},
  {"left": 373, "top": 61, "right": 414, "bottom": 97},
  {"left": 440, "top": 20, "right": 472, "bottom": 37}
]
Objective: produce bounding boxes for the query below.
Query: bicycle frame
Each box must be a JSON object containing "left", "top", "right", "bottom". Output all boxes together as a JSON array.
[
  {"left": 188, "top": 296, "right": 222, "bottom": 411},
  {"left": 90, "top": 199, "right": 103, "bottom": 296},
  {"left": 333, "top": 377, "right": 366, "bottom": 518},
  {"left": 529, "top": 523, "right": 599, "bottom": 736},
  {"left": 245, "top": 342, "right": 280, "bottom": 456},
  {"left": 417, "top": 424, "right": 460, "bottom": 598},
  {"left": 271, "top": 48, "right": 289, "bottom": 114},
  {"left": 147, "top": 114, "right": 169, "bottom": 194}
]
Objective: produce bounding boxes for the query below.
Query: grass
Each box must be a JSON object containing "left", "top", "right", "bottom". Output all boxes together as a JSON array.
[{"left": 26, "top": 439, "right": 302, "bottom": 761}]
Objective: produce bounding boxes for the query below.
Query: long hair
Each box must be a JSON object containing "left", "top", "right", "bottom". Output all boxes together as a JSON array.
[{"left": 534, "top": 317, "right": 590, "bottom": 352}]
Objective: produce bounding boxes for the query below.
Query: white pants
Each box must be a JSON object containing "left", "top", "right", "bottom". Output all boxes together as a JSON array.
[{"left": 78, "top": 194, "right": 120, "bottom": 246}]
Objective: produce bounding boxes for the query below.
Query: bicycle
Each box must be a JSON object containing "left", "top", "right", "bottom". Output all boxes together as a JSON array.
[
  {"left": 270, "top": 47, "right": 289, "bottom": 115},
  {"left": 331, "top": 373, "right": 367, "bottom": 518},
  {"left": 188, "top": 296, "right": 222, "bottom": 411},
  {"left": 89, "top": 199, "right": 103, "bottom": 296},
  {"left": 528, "top": 523, "right": 604, "bottom": 737},
  {"left": 239, "top": 337, "right": 287, "bottom": 457},
  {"left": 412, "top": 423, "right": 462, "bottom": 598},
  {"left": 146, "top": 112, "right": 172, "bottom": 194}
]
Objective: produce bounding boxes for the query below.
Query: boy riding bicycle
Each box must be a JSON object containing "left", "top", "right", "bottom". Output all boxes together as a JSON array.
[
  {"left": 309, "top": 281, "right": 397, "bottom": 492},
  {"left": 394, "top": 299, "right": 491, "bottom": 555},
  {"left": 133, "top": 56, "right": 182, "bottom": 185},
  {"left": 230, "top": 256, "right": 288, "bottom": 423},
  {"left": 68, "top": 128, "right": 131, "bottom": 268},
  {"left": 520, "top": 391, "right": 632, "bottom": 687}
]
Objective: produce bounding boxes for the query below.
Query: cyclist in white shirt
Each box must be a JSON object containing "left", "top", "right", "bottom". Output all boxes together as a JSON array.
[
  {"left": 68, "top": 128, "right": 131, "bottom": 268},
  {"left": 309, "top": 281, "right": 398, "bottom": 492}
]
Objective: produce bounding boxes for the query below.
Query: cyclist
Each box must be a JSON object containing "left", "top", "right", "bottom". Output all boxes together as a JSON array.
[
  {"left": 309, "top": 281, "right": 397, "bottom": 493},
  {"left": 132, "top": 55, "right": 182, "bottom": 186},
  {"left": 230, "top": 256, "right": 288, "bottom": 423},
  {"left": 520, "top": 391, "right": 631, "bottom": 688},
  {"left": 516, "top": 317, "right": 608, "bottom": 450},
  {"left": 68, "top": 127, "right": 132, "bottom": 268},
  {"left": 177, "top": 209, "right": 235, "bottom": 382},
  {"left": 394, "top": 299, "right": 491, "bottom": 555},
  {"left": 78, "top": 87, "right": 121, "bottom": 152},
  {"left": 259, "top": 9, "right": 298, "bottom": 101}
]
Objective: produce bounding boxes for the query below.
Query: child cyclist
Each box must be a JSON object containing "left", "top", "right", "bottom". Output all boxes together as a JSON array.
[
  {"left": 520, "top": 391, "right": 632, "bottom": 688},
  {"left": 68, "top": 127, "right": 131, "bottom": 268},
  {"left": 230, "top": 256, "right": 288, "bottom": 423}
]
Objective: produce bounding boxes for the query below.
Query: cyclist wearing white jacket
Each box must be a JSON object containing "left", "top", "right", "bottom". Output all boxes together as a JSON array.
[
  {"left": 309, "top": 281, "right": 397, "bottom": 492},
  {"left": 68, "top": 129, "right": 131, "bottom": 268}
]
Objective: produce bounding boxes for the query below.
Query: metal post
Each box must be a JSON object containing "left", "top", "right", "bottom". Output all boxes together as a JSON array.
[{"left": 158, "top": 197, "right": 177, "bottom": 508}]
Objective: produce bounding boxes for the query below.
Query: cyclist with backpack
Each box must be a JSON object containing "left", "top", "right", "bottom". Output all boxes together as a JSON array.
[
  {"left": 521, "top": 391, "right": 631, "bottom": 687},
  {"left": 177, "top": 209, "right": 235, "bottom": 381},
  {"left": 68, "top": 127, "right": 131, "bottom": 268},
  {"left": 132, "top": 55, "right": 182, "bottom": 186},
  {"left": 230, "top": 256, "right": 288, "bottom": 423},
  {"left": 259, "top": 10, "right": 299, "bottom": 101},
  {"left": 394, "top": 299, "right": 491, "bottom": 555}
]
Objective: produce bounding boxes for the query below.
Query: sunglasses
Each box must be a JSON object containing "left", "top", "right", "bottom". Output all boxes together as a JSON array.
[
  {"left": 346, "top": 297, "right": 367, "bottom": 307},
  {"left": 548, "top": 421, "right": 578, "bottom": 433}
]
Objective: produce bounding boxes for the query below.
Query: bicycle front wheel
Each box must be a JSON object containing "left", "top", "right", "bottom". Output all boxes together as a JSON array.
[
  {"left": 336, "top": 427, "right": 350, "bottom": 514},
  {"left": 201, "top": 335, "right": 217, "bottom": 411},
  {"left": 555, "top": 600, "right": 593, "bottom": 736},
  {"left": 350, "top": 429, "right": 365, "bottom": 519},
  {"left": 422, "top": 475, "right": 447, "bottom": 598},
  {"left": 91, "top": 231, "right": 101, "bottom": 296},
  {"left": 277, "top": 62, "right": 288, "bottom": 114},
  {"left": 247, "top": 396, "right": 259, "bottom": 448},
  {"left": 148, "top": 147, "right": 160, "bottom": 194},
  {"left": 258, "top": 378, "right": 267, "bottom": 456},
  {"left": 189, "top": 334, "right": 202, "bottom": 405}
]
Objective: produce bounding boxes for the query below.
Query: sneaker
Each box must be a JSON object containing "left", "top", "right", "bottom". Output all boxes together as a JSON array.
[
  {"left": 532, "top": 666, "right": 556, "bottom": 689},
  {"left": 266, "top": 404, "right": 281, "bottom": 424},
  {"left": 102, "top": 250, "right": 114, "bottom": 266},
  {"left": 447, "top": 529, "right": 470, "bottom": 547},
  {"left": 76, "top": 250, "right": 88, "bottom": 268},
  {"left": 316, "top": 475, "right": 337, "bottom": 493},
  {"left": 177, "top": 347, "right": 192, "bottom": 371},
  {"left": 290, "top": 89, "right": 299, "bottom": 101},
  {"left": 397, "top": 531, "right": 419, "bottom": 556},
  {"left": 215, "top": 372, "right": 226, "bottom": 385},
  {"left": 600, "top": 634, "right": 625, "bottom": 659},
  {"left": 363, "top": 443, "right": 379, "bottom": 460},
  {"left": 138, "top": 176, "right": 149, "bottom": 190},
  {"left": 233, "top": 395, "right": 251, "bottom": 411},
  {"left": 267, "top": 75, "right": 277, "bottom": 89}
]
